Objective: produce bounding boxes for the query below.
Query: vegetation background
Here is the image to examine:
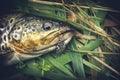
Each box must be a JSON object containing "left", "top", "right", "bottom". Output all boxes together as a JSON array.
[{"left": 0, "top": 0, "right": 120, "bottom": 80}]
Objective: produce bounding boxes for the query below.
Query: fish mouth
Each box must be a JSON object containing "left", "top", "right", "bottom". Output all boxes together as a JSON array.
[
  {"left": 8, "top": 29, "right": 73, "bottom": 61},
  {"left": 20, "top": 29, "right": 73, "bottom": 55},
  {"left": 9, "top": 29, "right": 73, "bottom": 54}
]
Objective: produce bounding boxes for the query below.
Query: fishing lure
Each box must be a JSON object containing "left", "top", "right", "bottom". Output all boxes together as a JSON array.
[{"left": 0, "top": 13, "right": 73, "bottom": 65}]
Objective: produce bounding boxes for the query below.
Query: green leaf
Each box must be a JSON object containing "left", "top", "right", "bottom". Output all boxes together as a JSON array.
[
  {"left": 48, "top": 56, "right": 76, "bottom": 79},
  {"left": 79, "top": 39, "right": 103, "bottom": 51},
  {"left": 68, "top": 38, "right": 86, "bottom": 78},
  {"left": 83, "top": 59, "right": 101, "bottom": 72}
]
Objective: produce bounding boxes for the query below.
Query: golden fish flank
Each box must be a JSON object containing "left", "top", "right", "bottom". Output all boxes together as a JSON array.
[{"left": 0, "top": 13, "right": 73, "bottom": 64}]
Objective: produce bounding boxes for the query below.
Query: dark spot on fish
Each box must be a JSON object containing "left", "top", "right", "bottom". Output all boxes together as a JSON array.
[
  {"left": 13, "top": 33, "right": 20, "bottom": 40},
  {"left": 9, "top": 18, "right": 14, "bottom": 23},
  {"left": 3, "top": 35, "right": 7, "bottom": 41},
  {"left": 25, "top": 26, "right": 28, "bottom": 29},
  {"left": 8, "top": 36, "right": 11, "bottom": 40},
  {"left": 6, "top": 26, "right": 10, "bottom": 30},
  {"left": 14, "top": 34, "right": 17, "bottom": 38},
  {"left": 22, "top": 33, "right": 25, "bottom": 36},
  {"left": 1, "top": 44, "right": 5, "bottom": 50},
  {"left": 32, "top": 29, "right": 35, "bottom": 32},
  {"left": 24, "top": 23, "right": 27, "bottom": 26},
  {"left": 29, "top": 27, "right": 31, "bottom": 29},
  {"left": 17, "top": 26, "right": 20, "bottom": 30}
]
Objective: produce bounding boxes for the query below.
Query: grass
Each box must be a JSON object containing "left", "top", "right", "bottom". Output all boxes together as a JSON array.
[{"left": 4, "top": 0, "right": 120, "bottom": 80}]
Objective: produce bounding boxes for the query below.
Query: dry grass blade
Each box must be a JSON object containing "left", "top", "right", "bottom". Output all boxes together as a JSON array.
[
  {"left": 89, "top": 22, "right": 120, "bottom": 47},
  {"left": 68, "top": 50, "right": 120, "bottom": 55},
  {"left": 112, "top": 27, "right": 120, "bottom": 35},
  {"left": 88, "top": 52, "right": 120, "bottom": 76},
  {"left": 74, "top": 31, "right": 96, "bottom": 40},
  {"left": 74, "top": 4, "right": 120, "bottom": 48},
  {"left": 90, "top": 23, "right": 120, "bottom": 47},
  {"left": 29, "top": 0, "right": 120, "bottom": 12}
]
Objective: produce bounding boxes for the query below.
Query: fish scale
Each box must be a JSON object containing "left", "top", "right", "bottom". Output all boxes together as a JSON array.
[{"left": 0, "top": 13, "right": 73, "bottom": 65}]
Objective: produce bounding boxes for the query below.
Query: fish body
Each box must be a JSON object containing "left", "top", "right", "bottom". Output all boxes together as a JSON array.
[{"left": 0, "top": 13, "right": 73, "bottom": 65}]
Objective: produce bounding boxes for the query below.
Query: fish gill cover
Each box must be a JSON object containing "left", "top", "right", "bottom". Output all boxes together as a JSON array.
[{"left": 0, "top": 0, "right": 120, "bottom": 80}]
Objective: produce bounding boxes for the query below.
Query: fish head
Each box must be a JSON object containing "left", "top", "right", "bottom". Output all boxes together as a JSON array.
[{"left": 0, "top": 14, "right": 73, "bottom": 63}]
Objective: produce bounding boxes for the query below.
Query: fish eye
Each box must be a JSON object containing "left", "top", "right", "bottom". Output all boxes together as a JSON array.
[{"left": 42, "top": 22, "right": 52, "bottom": 31}]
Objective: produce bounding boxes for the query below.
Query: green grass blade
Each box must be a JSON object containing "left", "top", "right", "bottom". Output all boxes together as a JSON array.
[
  {"left": 79, "top": 39, "right": 103, "bottom": 51},
  {"left": 48, "top": 56, "right": 76, "bottom": 79},
  {"left": 68, "top": 38, "right": 86, "bottom": 78},
  {"left": 83, "top": 59, "right": 101, "bottom": 72}
]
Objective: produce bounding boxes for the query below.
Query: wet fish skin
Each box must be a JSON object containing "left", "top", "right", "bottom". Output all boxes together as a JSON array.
[{"left": 0, "top": 13, "right": 73, "bottom": 65}]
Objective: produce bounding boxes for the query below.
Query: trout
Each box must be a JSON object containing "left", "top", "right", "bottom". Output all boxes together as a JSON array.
[{"left": 0, "top": 13, "right": 73, "bottom": 65}]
